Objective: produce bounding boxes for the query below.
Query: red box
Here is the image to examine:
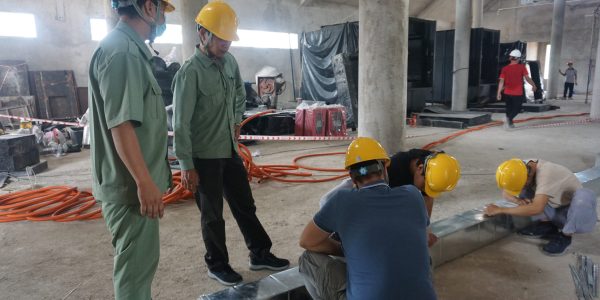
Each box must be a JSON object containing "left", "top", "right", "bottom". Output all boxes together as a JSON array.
[
  {"left": 303, "top": 107, "right": 327, "bottom": 136},
  {"left": 326, "top": 107, "right": 347, "bottom": 136}
]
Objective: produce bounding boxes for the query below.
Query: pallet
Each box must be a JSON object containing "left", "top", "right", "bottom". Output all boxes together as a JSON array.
[
  {"left": 470, "top": 102, "right": 557, "bottom": 113},
  {"left": 418, "top": 112, "right": 492, "bottom": 129}
]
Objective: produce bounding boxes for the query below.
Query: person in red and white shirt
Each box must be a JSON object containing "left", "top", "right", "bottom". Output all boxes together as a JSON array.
[{"left": 497, "top": 49, "right": 537, "bottom": 128}]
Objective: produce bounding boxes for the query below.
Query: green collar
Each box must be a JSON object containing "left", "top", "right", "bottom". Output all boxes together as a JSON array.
[
  {"left": 115, "top": 21, "right": 153, "bottom": 61},
  {"left": 193, "top": 46, "right": 222, "bottom": 68}
]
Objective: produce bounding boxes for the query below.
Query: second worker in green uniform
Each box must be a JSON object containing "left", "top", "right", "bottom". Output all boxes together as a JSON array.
[{"left": 171, "top": 1, "right": 289, "bottom": 286}]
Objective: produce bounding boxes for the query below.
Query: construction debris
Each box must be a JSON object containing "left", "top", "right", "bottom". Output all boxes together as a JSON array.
[{"left": 570, "top": 255, "right": 599, "bottom": 300}]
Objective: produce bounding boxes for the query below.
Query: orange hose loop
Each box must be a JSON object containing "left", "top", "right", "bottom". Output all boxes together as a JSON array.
[
  {"left": 4, "top": 192, "right": 78, "bottom": 218},
  {"left": 293, "top": 152, "right": 347, "bottom": 172}
]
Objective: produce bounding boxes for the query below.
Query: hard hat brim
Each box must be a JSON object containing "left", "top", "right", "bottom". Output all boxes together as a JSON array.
[
  {"left": 424, "top": 184, "right": 441, "bottom": 198},
  {"left": 504, "top": 189, "right": 521, "bottom": 196},
  {"left": 163, "top": 2, "right": 175, "bottom": 12},
  {"left": 216, "top": 32, "right": 239, "bottom": 42}
]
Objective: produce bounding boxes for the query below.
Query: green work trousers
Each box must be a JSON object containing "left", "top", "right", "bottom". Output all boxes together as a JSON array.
[{"left": 102, "top": 202, "right": 160, "bottom": 300}]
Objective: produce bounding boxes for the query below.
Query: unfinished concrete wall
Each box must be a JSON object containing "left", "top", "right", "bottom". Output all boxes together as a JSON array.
[
  {"left": 0, "top": 0, "right": 181, "bottom": 90},
  {"left": 482, "top": 0, "right": 598, "bottom": 96},
  {"left": 0, "top": 0, "right": 356, "bottom": 109}
]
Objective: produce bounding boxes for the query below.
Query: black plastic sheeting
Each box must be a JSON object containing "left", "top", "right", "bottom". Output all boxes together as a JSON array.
[
  {"left": 499, "top": 41, "right": 527, "bottom": 67},
  {"left": 300, "top": 22, "right": 359, "bottom": 104},
  {"left": 527, "top": 60, "right": 545, "bottom": 100}
]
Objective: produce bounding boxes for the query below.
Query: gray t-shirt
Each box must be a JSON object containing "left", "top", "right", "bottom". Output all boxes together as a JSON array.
[
  {"left": 534, "top": 160, "right": 582, "bottom": 208},
  {"left": 564, "top": 68, "right": 577, "bottom": 83}
]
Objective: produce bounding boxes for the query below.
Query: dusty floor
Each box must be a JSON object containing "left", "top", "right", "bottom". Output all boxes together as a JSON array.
[{"left": 1, "top": 96, "right": 599, "bottom": 299}]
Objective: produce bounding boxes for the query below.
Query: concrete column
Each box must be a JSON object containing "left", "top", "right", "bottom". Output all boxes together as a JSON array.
[
  {"left": 472, "top": 0, "right": 482, "bottom": 28},
  {"left": 451, "top": 0, "right": 472, "bottom": 111},
  {"left": 591, "top": 26, "right": 600, "bottom": 119},
  {"left": 547, "top": 0, "right": 566, "bottom": 99},
  {"left": 104, "top": 0, "right": 119, "bottom": 31},
  {"left": 180, "top": 0, "right": 208, "bottom": 60},
  {"left": 358, "top": 0, "right": 408, "bottom": 154}
]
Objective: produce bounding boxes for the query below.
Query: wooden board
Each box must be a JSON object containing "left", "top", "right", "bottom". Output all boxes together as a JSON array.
[{"left": 29, "top": 70, "right": 80, "bottom": 120}]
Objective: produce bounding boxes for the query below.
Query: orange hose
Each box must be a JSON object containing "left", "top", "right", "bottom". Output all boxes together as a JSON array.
[
  {"left": 1, "top": 112, "right": 590, "bottom": 222},
  {"left": 0, "top": 173, "right": 190, "bottom": 223},
  {"left": 422, "top": 112, "right": 589, "bottom": 150}
]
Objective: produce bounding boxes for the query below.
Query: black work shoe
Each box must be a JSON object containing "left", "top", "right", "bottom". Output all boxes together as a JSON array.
[
  {"left": 249, "top": 252, "right": 290, "bottom": 271},
  {"left": 517, "top": 222, "right": 558, "bottom": 239},
  {"left": 208, "top": 265, "right": 243, "bottom": 286},
  {"left": 542, "top": 233, "right": 572, "bottom": 256}
]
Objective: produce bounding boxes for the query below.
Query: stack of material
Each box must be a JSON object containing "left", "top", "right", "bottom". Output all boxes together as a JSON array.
[
  {"left": 29, "top": 70, "right": 80, "bottom": 120},
  {"left": 569, "top": 255, "right": 598, "bottom": 300},
  {"left": 295, "top": 104, "right": 347, "bottom": 137},
  {"left": 0, "top": 60, "right": 35, "bottom": 129},
  {"left": 0, "top": 134, "right": 39, "bottom": 172},
  {"left": 332, "top": 53, "right": 358, "bottom": 128},
  {"left": 1, "top": 61, "right": 82, "bottom": 128},
  {"left": 0, "top": 96, "right": 35, "bottom": 128}
]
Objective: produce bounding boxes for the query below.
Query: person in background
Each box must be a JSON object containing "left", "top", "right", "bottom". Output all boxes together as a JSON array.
[
  {"left": 559, "top": 61, "right": 577, "bottom": 100},
  {"left": 497, "top": 49, "right": 537, "bottom": 128}
]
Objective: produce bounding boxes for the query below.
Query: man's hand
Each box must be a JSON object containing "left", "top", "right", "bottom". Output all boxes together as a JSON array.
[
  {"left": 484, "top": 204, "right": 503, "bottom": 216},
  {"left": 181, "top": 169, "right": 199, "bottom": 194},
  {"left": 497, "top": 93, "right": 502, "bottom": 101},
  {"left": 234, "top": 124, "right": 241, "bottom": 142},
  {"left": 516, "top": 198, "right": 531, "bottom": 206},
  {"left": 532, "top": 85, "right": 537, "bottom": 92},
  {"left": 558, "top": 69, "right": 562, "bottom": 73},
  {"left": 575, "top": 81, "right": 578, "bottom": 86},
  {"left": 428, "top": 232, "right": 438, "bottom": 248},
  {"left": 137, "top": 180, "right": 164, "bottom": 218}
]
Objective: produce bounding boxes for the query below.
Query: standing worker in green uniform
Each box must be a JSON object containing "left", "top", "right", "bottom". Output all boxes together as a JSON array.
[
  {"left": 172, "top": 1, "right": 289, "bottom": 286},
  {"left": 88, "top": 0, "right": 174, "bottom": 298}
]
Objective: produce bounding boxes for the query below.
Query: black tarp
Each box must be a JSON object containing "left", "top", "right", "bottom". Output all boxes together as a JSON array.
[
  {"left": 527, "top": 60, "right": 544, "bottom": 100},
  {"left": 499, "top": 41, "right": 527, "bottom": 67},
  {"left": 300, "top": 22, "right": 359, "bottom": 104}
]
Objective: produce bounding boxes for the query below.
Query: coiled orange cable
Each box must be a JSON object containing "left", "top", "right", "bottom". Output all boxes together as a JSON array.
[{"left": 0, "top": 112, "right": 591, "bottom": 222}]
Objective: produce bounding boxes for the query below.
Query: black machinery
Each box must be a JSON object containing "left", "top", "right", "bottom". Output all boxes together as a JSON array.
[
  {"left": 432, "top": 28, "right": 500, "bottom": 106},
  {"left": 300, "top": 18, "right": 436, "bottom": 128}
]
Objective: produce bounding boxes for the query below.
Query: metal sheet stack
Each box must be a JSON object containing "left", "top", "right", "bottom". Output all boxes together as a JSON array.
[{"left": 570, "top": 255, "right": 598, "bottom": 300}]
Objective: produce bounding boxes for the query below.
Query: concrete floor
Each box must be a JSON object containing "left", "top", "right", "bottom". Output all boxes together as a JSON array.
[{"left": 0, "top": 96, "right": 599, "bottom": 299}]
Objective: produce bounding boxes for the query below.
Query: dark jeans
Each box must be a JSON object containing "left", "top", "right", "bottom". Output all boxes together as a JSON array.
[
  {"left": 193, "top": 154, "right": 272, "bottom": 271},
  {"left": 563, "top": 82, "right": 574, "bottom": 98},
  {"left": 504, "top": 94, "right": 524, "bottom": 123}
]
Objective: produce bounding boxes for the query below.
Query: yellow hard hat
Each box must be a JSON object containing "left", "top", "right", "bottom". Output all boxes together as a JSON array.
[
  {"left": 344, "top": 137, "right": 390, "bottom": 170},
  {"left": 195, "top": 1, "right": 239, "bottom": 41},
  {"left": 496, "top": 158, "right": 527, "bottom": 196},
  {"left": 162, "top": 0, "right": 175, "bottom": 13},
  {"left": 424, "top": 153, "right": 461, "bottom": 198}
]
